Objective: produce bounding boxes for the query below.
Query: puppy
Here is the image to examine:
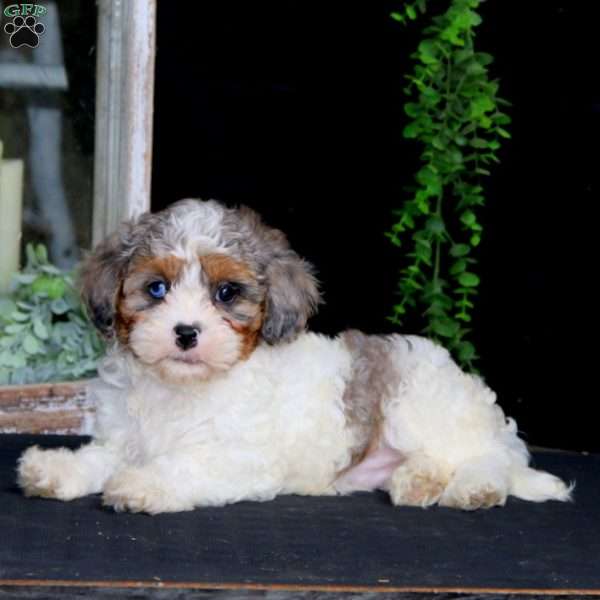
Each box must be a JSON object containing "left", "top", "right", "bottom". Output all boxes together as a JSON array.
[{"left": 17, "top": 199, "right": 572, "bottom": 513}]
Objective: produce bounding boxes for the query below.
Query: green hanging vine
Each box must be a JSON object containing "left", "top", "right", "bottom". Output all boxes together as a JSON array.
[{"left": 387, "top": 0, "right": 511, "bottom": 369}]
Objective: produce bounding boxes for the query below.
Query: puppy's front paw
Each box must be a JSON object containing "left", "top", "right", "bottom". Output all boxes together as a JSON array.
[
  {"left": 102, "top": 467, "right": 193, "bottom": 514},
  {"left": 18, "top": 446, "right": 88, "bottom": 501}
]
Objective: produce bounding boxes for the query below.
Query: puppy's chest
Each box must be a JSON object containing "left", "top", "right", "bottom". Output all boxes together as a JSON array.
[
  {"left": 120, "top": 349, "right": 354, "bottom": 463},
  {"left": 122, "top": 384, "right": 262, "bottom": 458}
]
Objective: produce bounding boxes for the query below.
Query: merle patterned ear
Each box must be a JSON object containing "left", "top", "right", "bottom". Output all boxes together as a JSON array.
[
  {"left": 79, "top": 221, "right": 140, "bottom": 338},
  {"left": 229, "top": 206, "right": 321, "bottom": 344},
  {"left": 261, "top": 249, "right": 321, "bottom": 344},
  {"left": 79, "top": 232, "right": 126, "bottom": 338}
]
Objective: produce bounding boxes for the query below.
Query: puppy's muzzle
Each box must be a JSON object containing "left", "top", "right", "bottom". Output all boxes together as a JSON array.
[{"left": 174, "top": 324, "right": 200, "bottom": 351}]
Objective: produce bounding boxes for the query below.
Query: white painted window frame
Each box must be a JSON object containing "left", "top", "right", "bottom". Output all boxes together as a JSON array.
[{"left": 93, "top": 0, "right": 157, "bottom": 245}]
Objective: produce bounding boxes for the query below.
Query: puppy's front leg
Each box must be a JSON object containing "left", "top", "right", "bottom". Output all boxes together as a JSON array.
[
  {"left": 18, "top": 443, "right": 120, "bottom": 501},
  {"left": 103, "top": 453, "right": 278, "bottom": 514}
]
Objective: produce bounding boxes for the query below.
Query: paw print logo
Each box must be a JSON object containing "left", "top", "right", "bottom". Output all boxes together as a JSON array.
[{"left": 4, "top": 15, "right": 45, "bottom": 48}]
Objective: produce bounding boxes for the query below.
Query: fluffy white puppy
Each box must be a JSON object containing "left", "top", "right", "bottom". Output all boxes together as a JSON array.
[{"left": 18, "top": 200, "right": 572, "bottom": 513}]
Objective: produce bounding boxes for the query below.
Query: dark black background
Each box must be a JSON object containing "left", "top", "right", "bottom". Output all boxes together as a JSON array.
[{"left": 152, "top": 1, "right": 599, "bottom": 452}]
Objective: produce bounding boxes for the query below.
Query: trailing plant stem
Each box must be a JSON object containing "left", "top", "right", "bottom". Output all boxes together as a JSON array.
[{"left": 387, "top": 0, "right": 511, "bottom": 368}]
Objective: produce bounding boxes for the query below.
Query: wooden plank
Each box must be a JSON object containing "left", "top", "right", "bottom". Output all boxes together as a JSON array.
[
  {"left": 0, "top": 380, "right": 93, "bottom": 434},
  {"left": 0, "top": 409, "right": 90, "bottom": 434},
  {"left": 0, "top": 381, "right": 88, "bottom": 406},
  {"left": 1, "top": 580, "right": 600, "bottom": 595}
]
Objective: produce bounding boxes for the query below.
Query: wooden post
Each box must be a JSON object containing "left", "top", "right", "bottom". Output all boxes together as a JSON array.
[{"left": 93, "top": 0, "right": 157, "bottom": 246}]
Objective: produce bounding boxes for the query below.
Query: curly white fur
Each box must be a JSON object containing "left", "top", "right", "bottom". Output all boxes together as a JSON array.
[{"left": 18, "top": 333, "right": 573, "bottom": 513}]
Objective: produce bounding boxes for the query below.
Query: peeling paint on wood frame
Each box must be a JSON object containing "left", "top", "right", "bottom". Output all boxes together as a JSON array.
[
  {"left": 93, "top": 0, "right": 157, "bottom": 244},
  {"left": 0, "top": 380, "right": 95, "bottom": 435}
]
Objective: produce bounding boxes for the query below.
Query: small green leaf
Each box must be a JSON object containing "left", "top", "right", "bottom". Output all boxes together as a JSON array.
[
  {"left": 416, "top": 166, "right": 441, "bottom": 196},
  {"left": 418, "top": 40, "right": 439, "bottom": 65},
  {"left": 5, "top": 324, "right": 25, "bottom": 334},
  {"left": 403, "top": 122, "right": 420, "bottom": 138},
  {"left": 404, "top": 102, "right": 420, "bottom": 117},
  {"left": 393, "top": 304, "right": 407, "bottom": 315},
  {"left": 0, "top": 299, "right": 17, "bottom": 318},
  {"left": 458, "top": 272, "right": 480, "bottom": 287},
  {"left": 470, "top": 138, "right": 489, "bottom": 149},
  {"left": 494, "top": 112, "right": 512, "bottom": 125},
  {"left": 456, "top": 343, "right": 475, "bottom": 363},
  {"left": 447, "top": 148, "right": 463, "bottom": 164},
  {"left": 50, "top": 298, "right": 69, "bottom": 315},
  {"left": 33, "top": 317, "right": 49, "bottom": 340},
  {"left": 421, "top": 87, "right": 441, "bottom": 102},
  {"left": 23, "top": 334, "right": 42, "bottom": 355},
  {"left": 450, "top": 244, "right": 470, "bottom": 257},
  {"left": 450, "top": 259, "right": 467, "bottom": 275},
  {"left": 385, "top": 232, "right": 402, "bottom": 247},
  {"left": 431, "top": 318, "right": 460, "bottom": 338},
  {"left": 460, "top": 211, "right": 476, "bottom": 227},
  {"left": 40, "top": 264, "right": 62, "bottom": 276},
  {"left": 12, "top": 273, "right": 37, "bottom": 285},
  {"left": 456, "top": 297, "right": 474, "bottom": 309},
  {"left": 0, "top": 351, "right": 13, "bottom": 367},
  {"left": 5, "top": 352, "right": 26, "bottom": 369},
  {"left": 10, "top": 311, "right": 29, "bottom": 322},
  {"left": 25, "top": 244, "right": 37, "bottom": 266},
  {"left": 35, "top": 244, "right": 48, "bottom": 263},
  {"left": 432, "top": 136, "right": 446, "bottom": 150},
  {"left": 426, "top": 216, "right": 445, "bottom": 234}
]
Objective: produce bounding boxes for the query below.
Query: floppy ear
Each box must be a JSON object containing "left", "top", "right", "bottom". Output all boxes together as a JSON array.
[
  {"left": 79, "top": 221, "right": 139, "bottom": 338},
  {"left": 230, "top": 206, "right": 321, "bottom": 344},
  {"left": 261, "top": 247, "right": 321, "bottom": 344}
]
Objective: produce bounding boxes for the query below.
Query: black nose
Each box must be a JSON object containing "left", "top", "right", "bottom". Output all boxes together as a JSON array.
[{"left": 174, "top": 324, "right": 199, "bottom": 350}]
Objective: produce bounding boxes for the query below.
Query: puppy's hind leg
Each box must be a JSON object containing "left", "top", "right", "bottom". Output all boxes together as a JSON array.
[
  {"left": 18, "top": 443, "right": 119, "bottom": 501},
  {"left": 439, "top": 454, "right": 510, "bottom": 510},
  {"left": 387, "top": 453, "right": 451, "bottom": 508}
]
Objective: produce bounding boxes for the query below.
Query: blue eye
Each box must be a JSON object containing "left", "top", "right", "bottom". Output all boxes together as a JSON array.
[{"left": 148, "top": 280, "right": 168, "bottom": 299}]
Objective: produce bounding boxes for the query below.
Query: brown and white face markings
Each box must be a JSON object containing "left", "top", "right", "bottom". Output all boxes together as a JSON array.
[
  {"left": 116, "top": 255, "right": 185, "bottom": 345},
  {"left": 80, "top": 199, "right": 321, "bottom": 384},
  {"left": 112, "top": 252, "right": 264, "bottom": 383},
  {"left": 198, "top": 254, "right": 264, "bottom": 359}
]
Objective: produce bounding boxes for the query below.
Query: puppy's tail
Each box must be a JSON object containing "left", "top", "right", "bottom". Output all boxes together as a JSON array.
[{"left": 509, "top": 466, "right": 574, "bottom": 503}]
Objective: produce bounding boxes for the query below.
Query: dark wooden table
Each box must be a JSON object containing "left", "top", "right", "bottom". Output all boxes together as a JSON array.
[{"left": 1, "top": 435, "right": 598, "bottom": 599}]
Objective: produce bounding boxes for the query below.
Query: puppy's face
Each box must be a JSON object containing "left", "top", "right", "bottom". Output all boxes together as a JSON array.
[
  {"left": 118, "top": 253, "right": 263, "bottom": 382},
  {"left": 80, "top": 200, "right": 320, "bottom": 384}
]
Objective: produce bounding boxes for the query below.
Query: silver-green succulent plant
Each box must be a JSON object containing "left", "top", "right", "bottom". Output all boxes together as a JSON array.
[{"left": 0, "top": 244, "right": 104, "bottom": 385}]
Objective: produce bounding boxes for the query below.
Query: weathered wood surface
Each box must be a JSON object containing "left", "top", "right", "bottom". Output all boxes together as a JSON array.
[
  {"left": 0, "top": 381, "right": 93, "bottom": 434},
  {"left": 1, "top": 588, "right": 598, "bottom": 599}
]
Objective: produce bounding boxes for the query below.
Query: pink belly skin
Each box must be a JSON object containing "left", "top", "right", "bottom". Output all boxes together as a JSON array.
[{"left": 334, "top": 446, "right": 405, "bottom": 493}]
